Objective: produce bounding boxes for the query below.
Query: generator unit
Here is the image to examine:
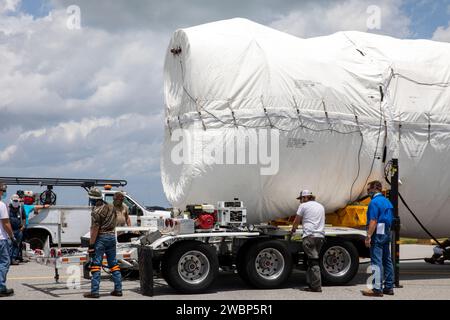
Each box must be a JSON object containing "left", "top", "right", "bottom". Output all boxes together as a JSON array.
[
  {"left": 185, "top": 204, "right": 217, "bottom": 229},
  {"left": 217, "top": 199, "right": 247, "bottom": 226}
]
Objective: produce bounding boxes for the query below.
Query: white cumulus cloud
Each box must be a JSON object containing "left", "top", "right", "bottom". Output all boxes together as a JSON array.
[
  {"left": 270, "top": 0, "right": 410, "bottom": 38},
  {"left": 432, "top": 24, "right": 450, "bottom": 42},
  {"left": 0, "top": 145, "right": 17, "bottom": 162},
  {"left": 0, "top": 0, "right": 20, "bottom": 14}
]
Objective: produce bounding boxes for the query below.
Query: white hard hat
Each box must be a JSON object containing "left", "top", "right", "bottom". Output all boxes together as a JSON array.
[
  {"left": 24, "top": 190, "right": 34, "bottom": 197},
  {"left": 296, "top": 190, "right": 313, "bottom": 199},
  {"left": 88, "top": 187, "right": 103, "bottom": 200}
]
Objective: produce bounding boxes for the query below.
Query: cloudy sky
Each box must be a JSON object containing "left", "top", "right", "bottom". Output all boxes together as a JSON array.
[{"left": 1, "top": 0, "right": 450, "bottom": 206}]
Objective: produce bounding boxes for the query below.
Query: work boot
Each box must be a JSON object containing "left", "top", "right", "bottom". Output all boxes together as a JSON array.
[
  {"left": 110, "top": 290, "right": 123, "bottom": 297},
  {"left": 83, "top": 292, "right": 100, "bottom": 299},
  {"left": 424, "top": 257, "right": 437, "bottom": 264},
  {"left": 0, "top": 288, "right": 14, "bottom": 297},
  {"left": 436, "top": 257, "right": 445, "bottom": 265},
  {"left": 361, "top": 289, "right": 383, "bottom": 297},
  {"left": 10, "top": 260, "right": 20, "bottom": 265},
  {"left": 383, "top": 288, "right": 394, "bottom": 295}
]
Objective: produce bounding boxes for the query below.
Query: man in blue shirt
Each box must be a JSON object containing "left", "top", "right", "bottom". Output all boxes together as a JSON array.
[{"left": 361, "top": 180, "right": 394, "bottom": 297}]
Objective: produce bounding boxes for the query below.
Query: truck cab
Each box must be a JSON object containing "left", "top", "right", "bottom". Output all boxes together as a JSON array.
[{"left": 101, "top": 188, "right": 171, "bottom": 226}]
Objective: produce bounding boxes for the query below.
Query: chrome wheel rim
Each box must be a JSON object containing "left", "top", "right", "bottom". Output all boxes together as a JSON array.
[
  {"left": 255, "top": 248, "right": 285, "bottom": 280},
  {"left": 178, "top": 250, "right": 210, "bottom": 285},
  {"left": 322, "top": 246, "right": 351, "bottom": 277}
]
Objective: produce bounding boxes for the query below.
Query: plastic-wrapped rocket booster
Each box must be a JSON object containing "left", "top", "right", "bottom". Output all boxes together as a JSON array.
[{"left": 161, "top": 18, "right": 450, "bottom": 238}]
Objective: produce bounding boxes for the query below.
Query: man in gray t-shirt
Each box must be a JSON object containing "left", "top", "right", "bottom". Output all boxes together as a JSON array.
[{"left": 291, "top": 190, "right": 325, "bottom": 292}]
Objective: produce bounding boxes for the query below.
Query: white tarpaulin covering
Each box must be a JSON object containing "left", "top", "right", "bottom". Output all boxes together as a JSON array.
[{"left": 161, "top": 18, "right": 450, "bottom": 238}]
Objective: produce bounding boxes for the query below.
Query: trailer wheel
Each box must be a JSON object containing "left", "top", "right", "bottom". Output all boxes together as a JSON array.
[
  {"left": 24, "top": 230, "right": 51, "bottom": 250},
  {"left": 319, "top": 240, "right": 359, "bottom": 285},
  {"left": 241, "top": 240, "right": 292, "bottom": 289},
  {"left": 161, "top": 241, "right": 219, "bottom": 294}
]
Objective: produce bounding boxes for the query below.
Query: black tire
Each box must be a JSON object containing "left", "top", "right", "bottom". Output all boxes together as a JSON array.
[
  {"left": 161, "top": 241, "right": 219, "bottom": 294},
  {"left": 161, "top": 253, "right": 170, "bottom": 284},
  {"left": 319, "top": 240, "right": 359, "bottom": 285},
  {"left": 24, "top": 230, "right": 51, "bottom": 250},
  {"left": 241, "top": 240, "right": 292, "bottom": 289},
  {"left": 236, "top": 242, "right": 252, "bottom": 286}
]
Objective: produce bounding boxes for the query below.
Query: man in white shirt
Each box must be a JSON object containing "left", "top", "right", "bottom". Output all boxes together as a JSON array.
[
  {"left": 290, "top": 190, "right": 325, "bottom": 292},
  {"left": 0, "top": 182, "right": 16, "bottom": 297}
]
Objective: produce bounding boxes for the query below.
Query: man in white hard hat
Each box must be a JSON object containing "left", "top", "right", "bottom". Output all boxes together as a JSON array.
[
  {"left": 84, "top": 187, "right": 122, "bottom": 298},
  {"left": 8, "top": 194, "right": 24, "bottom": 265},
  {"left": 290, "top": 190, "right": 325, "bottom": 292}
]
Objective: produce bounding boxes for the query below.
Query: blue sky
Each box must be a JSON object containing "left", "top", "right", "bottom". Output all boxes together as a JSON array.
[
  {"left": 16, "top": 0, "right": 450, "bottom": 39},
  {"left": 401, "top": 0, "right": 450, "bottom": 38},
  {"left": 19, "top": 0, "right": 52, "bottom": 17}
]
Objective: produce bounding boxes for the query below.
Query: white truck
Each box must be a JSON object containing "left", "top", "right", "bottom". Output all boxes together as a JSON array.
[
  {"left": 27, "top": 189, "right": 171, "bottom": 249},
  {"left": 1, "top": 177, "right": 171, "bottom": 249}
]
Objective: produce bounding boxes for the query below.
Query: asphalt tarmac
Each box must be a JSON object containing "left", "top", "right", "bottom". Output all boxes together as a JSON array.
[{"left": 2, "top": 244, "right": 449, "bottom": 300}]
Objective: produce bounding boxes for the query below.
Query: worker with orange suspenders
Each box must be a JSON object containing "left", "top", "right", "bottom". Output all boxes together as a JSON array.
[{"left": 84, "top": 187, "right": 122, "bottom": 298}]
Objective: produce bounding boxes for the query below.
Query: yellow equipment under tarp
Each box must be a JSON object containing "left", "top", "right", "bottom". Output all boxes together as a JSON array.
[
  {"left": 325, "top": 196, "right": 371, "bottom": 228},
  {"left": 325, "top": 205, "right": 367, "bottom": 228},
  {"left": 270, "top": 197, "right": 371, "bottom": 228},
  {"left": 269, "top": 215, "right": 296, "bottom": 226}
]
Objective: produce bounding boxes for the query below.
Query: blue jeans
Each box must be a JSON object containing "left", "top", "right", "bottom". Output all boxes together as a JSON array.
[
  {"left": 10, "top": 230, "right": 23, "bottom": 261},
  {"left": 370, "top": 233, "right": 394, "bottom": 292},
  {"left": 91, "top": 234, "right": 122, "bottom": 294},
  {"left": 0, "top": 239, "right": 11, "bottom": 291}
]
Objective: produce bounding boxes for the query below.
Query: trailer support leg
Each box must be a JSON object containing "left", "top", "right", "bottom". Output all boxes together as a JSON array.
[
  {"left": 390, "top": 158, "right": 402, "bottom": 288},
  {"left": 138, "top": 246, "right": 154, "bottom": 296},
  {"left": 54, "top": 267, "right": 60, "bottom": 283}
]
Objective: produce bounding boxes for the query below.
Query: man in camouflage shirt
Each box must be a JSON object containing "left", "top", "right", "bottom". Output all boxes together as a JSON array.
[{"left": 84, "top": 188, "right": 122, "bottom": 298}]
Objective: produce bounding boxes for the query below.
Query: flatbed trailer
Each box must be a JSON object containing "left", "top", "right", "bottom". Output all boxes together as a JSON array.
[
  {"left": 26, "top": 227, "right": 149, "bottom": 281},
  {"left": 28, "top": 225, "right": 368, "bottom": 293},
  {"left": 29, "top": 225, "right": 369, "bottom": 293},
  {"left": 141, "top": 225, "right": 368, "bottom": 293}
]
